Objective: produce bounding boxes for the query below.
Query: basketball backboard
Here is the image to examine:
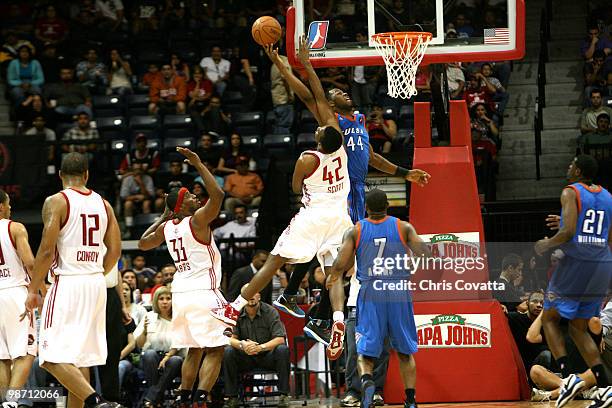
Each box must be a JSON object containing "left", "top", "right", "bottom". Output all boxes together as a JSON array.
[{"left": 286, "top": 0, "right": 525, "bottom": 67}]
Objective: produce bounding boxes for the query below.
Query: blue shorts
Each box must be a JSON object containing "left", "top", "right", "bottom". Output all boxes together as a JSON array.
[
  {"left": 355, "top": 282, "right": 418, "bottom": 358},
  {"left": 544, "top": 295, "right": 603, "bottom": 320},
  {"left": 348, "top": 183, "right": 366, "bottom": 224}
]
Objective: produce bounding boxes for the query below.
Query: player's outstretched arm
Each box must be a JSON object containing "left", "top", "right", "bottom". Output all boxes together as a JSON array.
[
  {"left": 264, "top": 44, "right": 322, "bottom": 124},
  {"left": 24, "top": 194, "right": 64, "bottom": 313},
  {"left": 329, "top": 227, "right": 357, "bottom": 284},
  {"left": 368, "top": 145, "right": 431, "bottom": 187},
  {"left": 297, "top": 36, "right": 337, "bottom": 128},
  {"left": 535, "top": 188, "right": 577, "bottom": 255},
  {"left": 292, "top": 153, "right": 319, "bottom": 194},
  {"left": 103, "top": 200, "right": 122, "bottom": 275},
  {"left": 179, "top": 147, "right": 225, "bottom": 228},
  {"left": 10, "top": 222, "right": 35, "bottom": 278},
  {"left": 138, "top": 206, "right": 171, "bottom": 251}
]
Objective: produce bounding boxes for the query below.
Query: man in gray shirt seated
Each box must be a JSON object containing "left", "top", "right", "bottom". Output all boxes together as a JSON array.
[{"left": 223, "top": 284, "right": 290, "bottom": 408}]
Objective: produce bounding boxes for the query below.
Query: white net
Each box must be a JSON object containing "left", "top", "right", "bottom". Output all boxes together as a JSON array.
[{"left": 372, "top": 32, "right": 432, "bottom": 99}]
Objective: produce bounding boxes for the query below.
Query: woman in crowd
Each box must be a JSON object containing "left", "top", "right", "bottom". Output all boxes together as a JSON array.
[
  {"left": 471, "top": 102, "right": 500, "bottom": 146},
  {"left": 217, "top": 132, "right": 250, "bottom": 174},
  {"left": 15, "top": 93, "right": 51, "bottom": 128},
  {"left": 122, "top": 281, "right": 147, "bottom": 325},
  {"left": 134, "top": 287, "right": 183, "bottom": 408},
  {"left": 187, "top": 66, "right": 213, "bottom": 118},
  {"left": 8, "top": 45, "right": 44, "bottom": 105},
  {"left": 108, "top": 48, "right": 133, "bottom": 95},
  {"left": 170, "top": 53, "right": 190, "bottom": 81}
]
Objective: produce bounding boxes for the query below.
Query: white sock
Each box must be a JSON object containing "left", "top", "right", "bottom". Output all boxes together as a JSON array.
[
  {"left": 125, "top": 216, "right": 134, "bottom": 227},
  {"left": 231, "top": 295, "right": 248, "bottom": 311},
  {"left": 333, "top": 311, "right": 345, "bottom": 322}
]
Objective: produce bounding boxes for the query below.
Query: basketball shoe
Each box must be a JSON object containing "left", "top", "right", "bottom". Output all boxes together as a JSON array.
[
  {"left": 304, "top": 319, "right": 331, "bottom": 346},
  {"left": 274, "top": 294, "right": 305, "bottom": 318},
  {"left": 326, "top": 320, "right": 345, "bottom": 360},
  {"left": 210, "top": 304, "right": 239, "bottom": 326},
  {"left": 556, "top": 374, "right": 585, "bottom": 407},
  {"left": 589, "top": 386, "right": 612, "bottom": 407}
]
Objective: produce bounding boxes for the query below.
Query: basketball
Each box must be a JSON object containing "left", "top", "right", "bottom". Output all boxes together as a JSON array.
[{"left": 251, "top": 16, "right": 282, "bottom": 46}]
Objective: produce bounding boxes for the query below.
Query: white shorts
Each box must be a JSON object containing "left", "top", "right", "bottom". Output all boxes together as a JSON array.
[
  {"left": 0, "top": 286, "right": 37, "bottom": 360},
  {"left": 272, "top": 206, "right": 353, "bottom": 267},
  {"left": 39, "top": 274, "right": 107, "bottom": 367},
  {"left": 171, "top": 289, "right": 229, "bottom": 349}
]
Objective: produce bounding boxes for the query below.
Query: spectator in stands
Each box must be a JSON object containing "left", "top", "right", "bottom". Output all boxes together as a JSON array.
[
  {"left": 228, "top": 250, "right": 270, "bottom": 302},
  {"left": 154, "top": 158, "right": 194, "bottom": 211},
  {"left": 146, "top": 271, "right": 164, "bottom": 293},
  {"left": 223, "top": 156, "right": 264, "bottom": 211},
  {"left": 581, "top": 89, "right": 612, "bottom": 135},
  {"left": 584, "top": 50, "right": 608, "bottom": 103},
  {"left": 200, "top": 46, "right": 231, "bottom": 96},
  {"left": 1, "top": 31, "right": 35, "bottom": 64},
  {"left": 195, "top": 95, "right": 231, "bottom": 135},
  {"left": 321, "top": 67, "right": 350, "bottom": 92},
  {"left": 414, "top": 65, "right": 432, "bottom": 101},
  {"left": 270, "top": 53, "right": 295, "bottom": 134},
  {"left": 95, "top": 0, "right": 126, "bottom": 31},
  {"left": 581, "top": 25, "right": 612, "bottom": 62},
  {"left": 122, "top": 281, "right": 147, "bottom": 325},
  {"left": 108, "top": 48, "right": 133, "bottom": 95},
  {"left": 454, "top": 14, "right": 474, "bottom": 38},
  {"left": 170, "top": 53, "right": 190, "bottom": 81},
  {"left": 350, "top": 32, "right": 380, "bottom": 110},
  {"left": 16, "top": 94, "right": 51, "bottom": 128},
  {"left": 492, "top": 253, "right": 526, "bottom": 313},
  {"left": 76, "top": 48, "right": 108, "bottom": 95},
  {"left": 7, "top": 45, "right": 44, "bottom": 106},
  {"left": 34, "top": 5, "right": 69, "bottom": 46},
  {"left": 223, "top": 284, "right": 290, "bottom": 408},
  {"left": 471, "top": 103, "right": 500, "bottom": 145},
  {"left": 601, "top": 301, "right": 612, "bottom": 378},
  {"left": 134, "top": 287, "right": 184, "bottom": 407},
  {"left": 228, "top": 46, "right": 257, "bottom": 109},
  {"left": 196, "top": 133, "right": 222, "bottom": 168},
  {"left": 62, "top": 112, "right": 99, "bottom": 154},
  {"left": 446, "top": 62, "right": 465, "bottom": 99},
  {"left": 187, "top": 66, "right": 213, "bottom": 121},
  {"left": 163, "top": 2, "right": 189, "bottom": 31},
  {"left": 142, "top": 63, "right": 162, "bottom": 88},
  {"left": 367, "top": 103, "right": 397, "bottom": 153},
  {"left": 161, "top": 264, "right": 176, "bottom": 286},
  {"left": 44, "top": 67, "right": 92, "bottom": 117},
  {"left": 24, "top": 115, "right": 56, "bottom": 163},
  {"left": 464, "top": 74, "right": 495, "bottom": 112},
  {"left": 214, "top": 204, "right": 256, "bottom": 244},
  {"left": 194, "top": 164, "right": 224, "bottom": 189},
  {"left": 480, "top": 63, "right": 509, "bottom": 114},
  {"left": 217, "top": 133, "right": 249, "bottom": 174},
  {"left": 149, "top": 64, "right": 187, "bottom": 115},
  {"left": 507, "top": 291, "right": 551, "bottom": 376},
  {"left": 118, "top": 133, "right": 161, "bottom": 177},
  {"left": 580, "top": 112, "right": 612, "bottom": 151},
  {"left": 132, "top": 254, "right": 156, "bottom": 285},
  {"left": 123, "top": 269, "right": 144, "bottom": 292},
  {"left": 120, "top": 162, "right": 155, "bottom": 234},
  {"left": 38, "top": 43, "right": 62, "bottom": 84}
]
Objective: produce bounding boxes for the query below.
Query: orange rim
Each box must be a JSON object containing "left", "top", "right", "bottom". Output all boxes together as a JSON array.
[{"left": 371, "top": 31, "right": 433, "bottom": 44}]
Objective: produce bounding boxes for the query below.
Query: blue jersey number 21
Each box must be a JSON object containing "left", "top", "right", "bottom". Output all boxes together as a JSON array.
[{"left": 346, "top": 136, "right": 364, "bottom": 151}]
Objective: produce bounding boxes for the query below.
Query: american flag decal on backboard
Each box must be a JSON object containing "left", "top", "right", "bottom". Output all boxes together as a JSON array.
[{"left": 483, "top": 28, "right": 510, "bottom": 44}]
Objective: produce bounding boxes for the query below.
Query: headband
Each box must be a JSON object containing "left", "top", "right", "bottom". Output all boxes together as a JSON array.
[{"left": 173, "top": 187, "right": 188, "bottom": 214}]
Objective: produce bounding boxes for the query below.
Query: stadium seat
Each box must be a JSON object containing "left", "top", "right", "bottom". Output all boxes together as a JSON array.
[
  {"left": 136, "top": 49, "right": 167, "bottom": 65},
  {"left": 163, "top": 137, "right": 194, "bottom": 150},
  {"left": 129, "top": 129, "right": 158, "bottom": 141},
  {"left": 234, "top": 125, "right": 262, "bottom": 137},
  {"left": 300, "top": 110, "right": 317, "bottom": 124},
  {"left": 95, "top": 116, "right": 126, "bottom": 132},
  {"left": 127, "top": 94, "right": 150, "bottom": 109},
  {"left": 133, "top": 213, "right": 162, "bottom": 237},
  {"left": 129, "top": 115, "right": 159, "bottom": 131},
  {"left": 93, "top": 95, "right": 124, "bottom": 109},
  {"left": 298, "top": 121, "right": 317, "bottom": 133},
  {"left": 232, "top": 111, "right": 264, "bottom": 128},
  {"left": 213, "top": 136, "right": 228, "bottom": 147},
  {"left": 110, "top": 139, "right": 129, "bottom": 153},
  {"left": 163, "top": 115, "right": 194, "bottom": 129},
  {"left": 146, "top": 138, "right": 161, "bottom": 149},
  {"left": 94, "top": 108, "right": 124, "bottom": 117},
  {"left": 399, "top": 105, "right": 414, "bottom": 128},
  {"left": 264, "top": 134, "right": 294, "bottom": 156},
  {"left": 241, "top": 135, "right": 261, "bottom": 148},
  {"left": 100, "top": 130, "right": 125, "bottom": 140},
  {"left": 382, "top": 106, "right": 398, "bottom": 121},
  {"left": 55, "top": 123, "right": 74, "bottom": 139},
  {"left": 223, "top": 91, "right": 243, "bottom": 105},
  {"left": 296, "top": 133, "right": 317, "bottom": 150}
]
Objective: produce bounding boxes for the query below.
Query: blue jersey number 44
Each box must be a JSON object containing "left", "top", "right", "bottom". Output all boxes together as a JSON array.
[{"left": 346, "top": 135, "right": 364, "bottom": 151}]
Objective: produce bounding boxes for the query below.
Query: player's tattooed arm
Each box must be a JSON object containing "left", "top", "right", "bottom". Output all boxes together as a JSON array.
[
  {"left": 535, "top": 188, "right": 577, "bottom": 255},
  {"left": 329, "top": 227, "right": 357, "bottom": 284},
  {"left": 292, "top": 153, "right": 319, "bottom": 194},
  {"left": 103, "top": 200, "right": 122, "bottom": 275},
  {"left": 263, "top": 44, "right": 323, "bottom": 124}
]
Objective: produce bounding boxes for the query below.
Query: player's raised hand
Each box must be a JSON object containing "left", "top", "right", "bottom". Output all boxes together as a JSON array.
[
  {"left": 406, "top": 169, "right": 431, "bottom": 187},
  {"left": 176, "top": 147, "right": 201, "bottom": 167},
  {"left": 263, "top": 44, "right": 281, "bottom": 64},
  {"left": 21, "top": 291, "right": 41, "bottom": 321},
  {"left": 546, "top": 214, "right": 561, "bottom": 230},
  {"left": 297, "top": 35, "right": 311, "bottom": 66}
]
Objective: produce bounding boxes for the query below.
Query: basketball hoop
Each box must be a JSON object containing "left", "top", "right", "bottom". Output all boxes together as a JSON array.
[{"left": 371, "top": 32, "right": 433, "bottom": 99}]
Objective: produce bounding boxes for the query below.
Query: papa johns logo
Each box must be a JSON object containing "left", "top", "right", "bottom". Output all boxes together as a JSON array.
[{"left": 416, "top": 314, "right": 491, "bottom": 348}]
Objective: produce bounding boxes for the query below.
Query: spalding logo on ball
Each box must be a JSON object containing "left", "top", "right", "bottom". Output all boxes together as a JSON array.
[{"left": 251, "top": 16, "right": 282, "bottom": 46}]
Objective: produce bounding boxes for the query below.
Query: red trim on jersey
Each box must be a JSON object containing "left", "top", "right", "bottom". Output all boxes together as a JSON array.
[
  {"left": 207, "top": 245, "right": 216, "bottom": 289},
  {"left": 59, "top": 192, "right": 70, "bottom": 230},
  {"left": 189, "top": 217, "right": 212, "bottom": 245},
  {"left": 68, "top": 188, "right": 92, "bottom": 196},
  {"left": 355, "top": 221, "right": 362, "bottom": 249},
  {"left": 7, "top": 220, "right": 16, "bottom": 249},
  {"left": 48, "top": 276, "right": 59, "bottom": 328},
  {"left": 45, "top": 276, "right": 59, "bottom": 328},
  {"left": 302, "top": 152, "right": 321, "bottom": 179},
  {"left": 366, "top": 216, "right": 389, "bottom": 224},
  {"left": 565, "top": 185, "right": 582, "bottom": 213},
  {"left": 337, "top": 112, "right": 356, "bottom": 121},
  {"left": 579, "top": 182, "right": 603, "bottom": 193},
  {"left": 396, "top": 218, "right": 409, "bottom": 249},
  {"left": 213, "top": 289, "right": 226, "bottom": 307}
]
